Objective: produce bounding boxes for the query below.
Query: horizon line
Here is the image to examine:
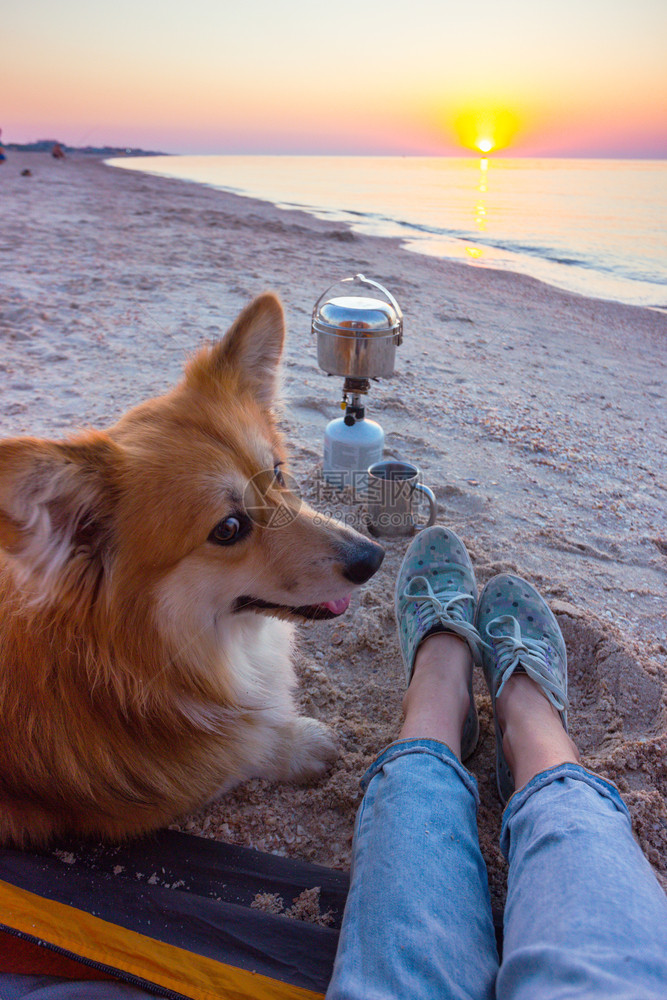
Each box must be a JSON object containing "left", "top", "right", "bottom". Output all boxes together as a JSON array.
[{"left": 7, "top": 141, "right": 666, "bottom": 162}]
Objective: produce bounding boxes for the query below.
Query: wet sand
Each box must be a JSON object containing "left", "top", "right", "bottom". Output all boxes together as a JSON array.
[{"left": 2, "top": 151, "right": 666, "bottom": 902}]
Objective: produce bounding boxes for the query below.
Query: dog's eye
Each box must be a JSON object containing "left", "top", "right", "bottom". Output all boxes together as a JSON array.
[
  {"left": 273, "top": 463, "right": 286, "bottom": 487},
  {"left": 209, "top": 516, "right": 247, "bottom": 546}
]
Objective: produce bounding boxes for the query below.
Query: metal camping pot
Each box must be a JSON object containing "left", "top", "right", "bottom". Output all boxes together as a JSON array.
[{"left": 312, "top": 274, "right": 403, "bottom": 379}]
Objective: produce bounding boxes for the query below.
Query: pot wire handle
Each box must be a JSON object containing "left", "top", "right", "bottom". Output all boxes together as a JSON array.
[{"left": 351, "top": 273, "right": 403, "bottom": 345}]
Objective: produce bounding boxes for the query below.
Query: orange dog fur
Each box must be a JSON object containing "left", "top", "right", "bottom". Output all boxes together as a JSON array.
[{"left": 0, "top": 294, "right": 384, "bottom": 847}]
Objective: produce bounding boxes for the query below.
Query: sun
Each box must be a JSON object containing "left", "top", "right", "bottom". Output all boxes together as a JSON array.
[{"left": 453, "top": 109, "right": 519, "bottom": 155}]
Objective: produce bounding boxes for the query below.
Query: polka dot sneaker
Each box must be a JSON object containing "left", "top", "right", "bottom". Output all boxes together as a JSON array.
[
  {"left": 476, "top": 574, "right": 569, "bottom": 804},
  {"left": 394, "top": 526, "right": 485, "bottom": 760}
]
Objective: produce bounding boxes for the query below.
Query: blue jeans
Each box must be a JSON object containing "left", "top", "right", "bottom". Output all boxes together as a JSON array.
[{"left": 327, "top": 739, "right": 667, "bottom": 1000}]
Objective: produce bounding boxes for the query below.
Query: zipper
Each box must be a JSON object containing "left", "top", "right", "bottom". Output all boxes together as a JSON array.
[{"left": 0, "top": 922, "right": 188, "bottom": 999}]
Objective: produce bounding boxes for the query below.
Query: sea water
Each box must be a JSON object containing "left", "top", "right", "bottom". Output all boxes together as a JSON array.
[{"left": 109, "top": 155, "right": 667, "bottom": 310}]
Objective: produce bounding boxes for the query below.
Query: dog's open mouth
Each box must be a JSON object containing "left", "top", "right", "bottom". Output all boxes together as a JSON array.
[{"left": 233, "top": 595, "right": 351, "bottom": 621}]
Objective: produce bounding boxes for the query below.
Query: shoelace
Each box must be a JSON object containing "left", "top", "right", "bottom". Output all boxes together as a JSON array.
[
  {"left": 486, "top": 614, "right": 569, "bottom": 713},
  {"left": 404, "top": 574, "right": 487, "bottom": 663}
]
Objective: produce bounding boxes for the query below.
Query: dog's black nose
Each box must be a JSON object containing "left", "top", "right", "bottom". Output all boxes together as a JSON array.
[{"left": 342, "top": 540, "right": 385, "bottom": 584}]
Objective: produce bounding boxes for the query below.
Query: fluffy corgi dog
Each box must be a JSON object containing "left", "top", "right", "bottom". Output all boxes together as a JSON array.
[{"left": 0, "top": 294, "right": 384, "bottom": 847}]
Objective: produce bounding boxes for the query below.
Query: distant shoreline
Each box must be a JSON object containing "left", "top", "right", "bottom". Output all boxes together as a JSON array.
[{"left": 4, "top": 141, "right": 165, "bottom": 157}]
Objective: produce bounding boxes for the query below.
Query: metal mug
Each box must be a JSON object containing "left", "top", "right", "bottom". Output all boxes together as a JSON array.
[{"left": 366, "top": 460, "right": 437, "bottom": 538}]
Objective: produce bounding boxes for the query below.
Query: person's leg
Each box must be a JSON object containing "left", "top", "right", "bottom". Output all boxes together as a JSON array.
[
  {"left": 398, "top": 631, "right": 472, "bottom": 754},
  {"left": 496, "top": 674, "right": 667, "bottom": 1000},
  {"left": 326, "top": 633, "right": 499, "bottom": 1000},
  {"left": 496, "top": 673, "right": 579, "bottom": 786}
]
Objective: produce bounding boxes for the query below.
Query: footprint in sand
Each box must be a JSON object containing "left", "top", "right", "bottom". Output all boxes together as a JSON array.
[{"left": 551, "top": 604, "right": 665, "bottom": 883}]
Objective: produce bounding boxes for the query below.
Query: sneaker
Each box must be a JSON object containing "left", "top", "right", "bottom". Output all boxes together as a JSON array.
[
  {"left": 476, "top": 574, "right": 569, "bottom": 803},
  {"left": 394, "top": 526, "right": 484, "bottom": 760}
]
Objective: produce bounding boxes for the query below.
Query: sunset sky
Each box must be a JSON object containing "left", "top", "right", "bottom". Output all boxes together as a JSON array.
[{"left": 3, "top": 0, "right": 666, "bottom": 157}]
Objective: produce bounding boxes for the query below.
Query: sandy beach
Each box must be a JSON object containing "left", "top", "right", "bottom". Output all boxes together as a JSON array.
[{"left": 2, "top": 151, "right": 666, "bottom": 905}]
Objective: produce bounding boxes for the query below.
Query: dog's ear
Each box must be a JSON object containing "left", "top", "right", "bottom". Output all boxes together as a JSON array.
[
  {"left": 187, "top": 293, "right": 285, "bottom": 408},
  {"left": 0, "top": 434, "right": 121, "bottom": 604}
]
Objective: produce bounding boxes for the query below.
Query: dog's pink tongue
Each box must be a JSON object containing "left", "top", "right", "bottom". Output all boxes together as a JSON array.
[{"left": 320, "top": 595, "right": 351, "bottom": 616}]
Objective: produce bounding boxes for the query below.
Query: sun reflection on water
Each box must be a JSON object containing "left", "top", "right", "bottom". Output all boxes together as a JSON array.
[{"left": 466, "top": 156, "right": 491, "bottom": 255}]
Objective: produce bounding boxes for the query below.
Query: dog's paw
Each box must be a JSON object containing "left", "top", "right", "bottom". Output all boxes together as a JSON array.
[{"left": 284, "top": 717, "right": 338, "bottom": 783}]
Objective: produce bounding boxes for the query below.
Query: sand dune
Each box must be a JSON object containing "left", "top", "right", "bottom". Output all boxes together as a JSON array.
[{"left": 1, "top": 152, "right": 665, "bottom": 902}]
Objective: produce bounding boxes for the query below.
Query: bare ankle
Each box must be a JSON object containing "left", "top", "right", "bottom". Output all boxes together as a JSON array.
[
  {"left": 399, "top": 632, "right": 473, "bottom": 756},
  {"left": 496, "top": 673, "right": 562, "bottom": 732},
  {"left": 414, "top": 631, "right": 473, "bottom": 671},
  {"left": 496, "top": 674, "right": 579, "bottom": 792}
]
